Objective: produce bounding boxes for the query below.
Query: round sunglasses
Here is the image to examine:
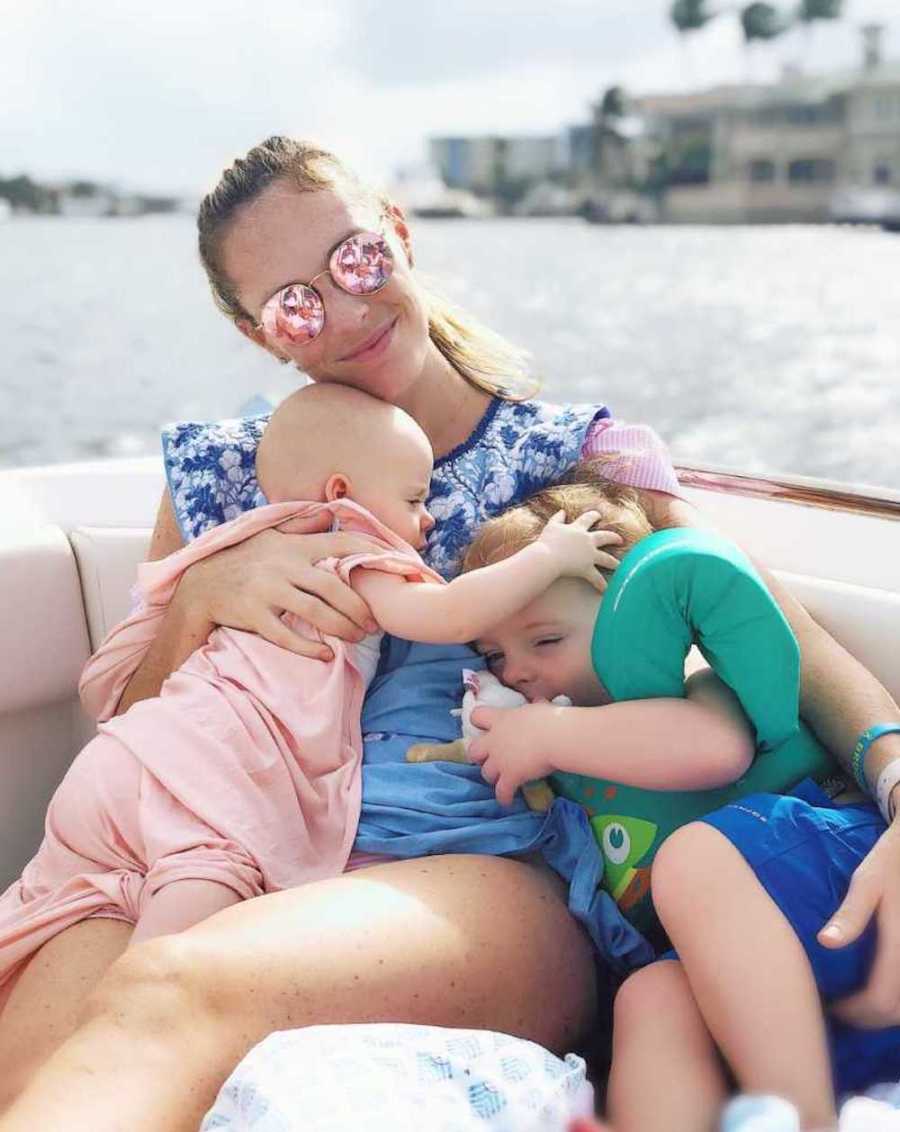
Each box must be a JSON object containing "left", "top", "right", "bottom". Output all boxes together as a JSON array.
[{"left": 257, "top": 231, "right": 395, "bottom": 347}]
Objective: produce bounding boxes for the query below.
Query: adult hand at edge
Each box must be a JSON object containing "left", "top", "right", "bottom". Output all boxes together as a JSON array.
[
  {"left": 819, "top": 817, "right": 900, "bottom": 1028},
  {"left": 177, "top": 514, "right": 382, "bottom": 661}
]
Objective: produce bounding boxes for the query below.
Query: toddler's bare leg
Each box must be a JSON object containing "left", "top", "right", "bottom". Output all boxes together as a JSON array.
[
  {"left": 607, "top": 960, "right": 727, "bottom": 1132},
  {"left": 131, "top": 880, "right": 243, "bottom": 944},
  {"left": 653, "top": 824, "right": 837, "bottom": 1131},
  {"left": 0, "top": 919, "right": 131, "bottom": 1111}
]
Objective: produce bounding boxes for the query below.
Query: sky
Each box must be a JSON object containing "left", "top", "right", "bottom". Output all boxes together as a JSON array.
[{"left": 2, "top": 0, "right": 898, "bottom": 197}]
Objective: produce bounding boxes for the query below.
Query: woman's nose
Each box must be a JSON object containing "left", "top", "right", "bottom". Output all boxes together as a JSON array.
[{"left": 322, "top": 278, "right": 372, "bottom": 335}]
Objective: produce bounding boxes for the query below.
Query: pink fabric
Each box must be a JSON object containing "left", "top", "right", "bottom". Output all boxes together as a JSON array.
[
  {"left": 582, "top": 419, "right": 686, "bottom": 499},
  {"left": 0, "top": 500, "right": 440, "bottom": 990}
]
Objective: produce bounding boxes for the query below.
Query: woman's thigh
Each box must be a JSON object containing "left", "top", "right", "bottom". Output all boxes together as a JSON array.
[
  {"left": 0, "top": 918, "right": 131, "bottom": 1103},
  {"left": 0, "top": 857, "right": 597, "bottom": 1132},
  {"left": 160, "top": 853, "right": 598, "bottom": 1053}
]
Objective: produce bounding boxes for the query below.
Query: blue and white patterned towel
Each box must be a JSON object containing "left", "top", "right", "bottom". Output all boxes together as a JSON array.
[{"left": 200, "top": 1023, "right": 594, "bottom": 1132}]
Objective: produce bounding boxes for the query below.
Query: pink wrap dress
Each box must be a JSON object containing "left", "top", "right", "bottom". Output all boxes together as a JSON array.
[{"left": 0, "top": 500, "right": 441, "bottom": 992}]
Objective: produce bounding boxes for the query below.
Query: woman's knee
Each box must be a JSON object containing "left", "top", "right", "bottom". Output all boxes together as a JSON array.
[{"left": 78, "top": 931, "right": 222, "bottom": 1037}]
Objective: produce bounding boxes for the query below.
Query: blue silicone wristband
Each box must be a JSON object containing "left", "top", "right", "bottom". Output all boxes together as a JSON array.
[{"left": 851, "top": 724, "right": 900, "bottom": 791}]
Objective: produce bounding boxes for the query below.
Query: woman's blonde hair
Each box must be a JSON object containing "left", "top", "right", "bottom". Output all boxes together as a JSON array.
[
  {"left": 197, "top": 136, "right": 538, "bottom": 400},
  {"left": 462, "top": 461, "right": 654, "bottom": 575}
]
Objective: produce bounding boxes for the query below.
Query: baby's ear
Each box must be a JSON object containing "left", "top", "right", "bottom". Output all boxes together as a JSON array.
[{"left": 324, "top": 473, "right": 352, "bottom": 502}]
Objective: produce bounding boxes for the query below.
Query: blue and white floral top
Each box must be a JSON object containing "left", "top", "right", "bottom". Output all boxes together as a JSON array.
[{"left": 162, "top": 397, "right": 608, "bottom": 576}]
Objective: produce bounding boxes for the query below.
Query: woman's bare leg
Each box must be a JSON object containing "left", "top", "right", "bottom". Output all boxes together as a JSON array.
[
  {"left": 0, "top": 919, "right": 132, "bottom": 1111},
  {"left": 130, "top": 880, "right": 243, "bottom": 944},
  {"left": 607, "top": 960, "right": 727, "bottom": 1132},
  {"left": 0, "top": 854, "right": 597, "bottom": 1132}
]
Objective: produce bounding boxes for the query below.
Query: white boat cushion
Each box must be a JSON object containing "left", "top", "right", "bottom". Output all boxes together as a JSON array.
[
  {"left": 69, "top": 527, "right": 152, "bottom": 651},
  {"left": 0, "top": 521, "right": 90, "bottom": 716}
]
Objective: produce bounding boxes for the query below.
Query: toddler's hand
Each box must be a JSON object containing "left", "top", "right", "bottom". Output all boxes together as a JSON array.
[
  {"left": 468, "top": 702, "right": 556, "bottom": 806},
  {"left": 537, "top": 510, "right": 622, "bottom": 592}
]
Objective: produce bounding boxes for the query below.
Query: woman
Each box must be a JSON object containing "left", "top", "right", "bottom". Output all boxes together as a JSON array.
[{"left": 1, "top": 136, "right": 898, "bottom": 1132}]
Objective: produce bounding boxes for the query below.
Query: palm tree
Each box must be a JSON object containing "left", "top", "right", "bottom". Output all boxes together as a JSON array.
[
  {"left": 669, "top": 1, "right": 844, "bottom": 47},
  {"left": 795, "top": 0, "right": 845, "bottom": 64},
  {"left": 670, "top": 0, "right": 715, "bottom": 33},
  {"left": 740, "top": 3, "right": 791, "bottom": 42}
]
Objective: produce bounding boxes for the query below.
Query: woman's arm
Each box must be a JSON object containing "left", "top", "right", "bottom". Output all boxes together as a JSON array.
[
  {"left": 468, "top": 671, "right": 754, "bottom": 807},
  {"left": 87, "top": 489, "right": 382, "bottom": 718},
  {"left": 352, "top": 514, "right": 620, "bottom": 645}
]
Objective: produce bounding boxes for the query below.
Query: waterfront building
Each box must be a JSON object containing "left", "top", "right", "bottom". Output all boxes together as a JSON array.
[
  {"left": 428, "top": 134, "right": 565, "bottom": 208},
  {"left": 636, "top": 27, "right": 900, "bottom": 223}
]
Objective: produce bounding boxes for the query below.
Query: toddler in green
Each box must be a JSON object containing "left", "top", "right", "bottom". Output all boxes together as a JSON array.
[{"left": 459, "top": 465, "right": 831, "bottom": 927}]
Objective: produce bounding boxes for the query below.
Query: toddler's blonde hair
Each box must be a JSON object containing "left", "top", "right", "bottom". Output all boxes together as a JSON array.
[{"left": 462, "top": 461, "right": 654, "bottom": 576}]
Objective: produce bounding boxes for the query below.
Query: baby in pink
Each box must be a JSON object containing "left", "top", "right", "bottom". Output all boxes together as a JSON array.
[{"left": 0, "top": 384, "right": 618, "bottom": 994}]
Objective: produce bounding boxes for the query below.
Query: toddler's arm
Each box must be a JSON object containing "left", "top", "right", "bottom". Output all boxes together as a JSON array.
[
  {"left": 352, "top": 513, "right": 621, "bottom": 645},
  {"left": 544, "top": 669, "right": 754, "bottom": 788},
  {"left": 470, "top": 670, "right": 755, "bottom": 806}
]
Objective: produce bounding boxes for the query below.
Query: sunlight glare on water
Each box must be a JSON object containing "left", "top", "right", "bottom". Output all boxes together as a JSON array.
[{"left": 1, "top": 215, "right": 897, "bottom": 490}]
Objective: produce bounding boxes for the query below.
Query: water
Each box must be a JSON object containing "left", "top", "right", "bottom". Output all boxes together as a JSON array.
[{"left": 1, "top": 215, "right": 898, "bottom": 490}]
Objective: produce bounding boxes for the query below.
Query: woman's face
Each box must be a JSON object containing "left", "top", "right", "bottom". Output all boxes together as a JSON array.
[{"left": 222, "top": 182, "right": 432, "bottom": 405}]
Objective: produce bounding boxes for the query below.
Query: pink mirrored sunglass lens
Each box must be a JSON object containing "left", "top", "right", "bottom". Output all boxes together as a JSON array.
[
  {"left": 261, "top": 284, "right": 325, "bottom": 345},
  {"left": 329, "top": 234, "right": 394, "bottom": 295}
]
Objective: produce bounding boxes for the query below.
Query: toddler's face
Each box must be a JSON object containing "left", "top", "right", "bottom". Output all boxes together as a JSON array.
[{"left": 474, "top": 578, "right": 609, "bottom": 706}]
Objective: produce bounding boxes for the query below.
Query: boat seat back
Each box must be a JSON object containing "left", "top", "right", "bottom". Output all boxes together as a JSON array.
[
  {"left": 0, "top": 516, "right": 93, "bottom": 888},
  {"left": 69, "top": 527, "right": 152, "bottom": 651}
]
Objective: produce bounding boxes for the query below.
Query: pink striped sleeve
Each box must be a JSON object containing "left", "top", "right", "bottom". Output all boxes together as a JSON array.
[{"left": 581, "top": 418, "right": 686, "bottom": 498}]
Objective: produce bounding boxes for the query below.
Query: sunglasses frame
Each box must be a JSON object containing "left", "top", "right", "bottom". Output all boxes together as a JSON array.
[{"left": 255, "top": 230, "right": 394, "bottom": 347}]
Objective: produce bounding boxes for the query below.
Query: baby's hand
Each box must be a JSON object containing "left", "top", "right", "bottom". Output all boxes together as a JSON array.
[{"left": 537, "top": 510, "right": 623, "bottom": 592}]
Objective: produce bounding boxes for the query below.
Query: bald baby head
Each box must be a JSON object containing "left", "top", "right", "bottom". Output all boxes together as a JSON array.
[{"left": 256, "top": 383, "right": 436, "bottom": 549}]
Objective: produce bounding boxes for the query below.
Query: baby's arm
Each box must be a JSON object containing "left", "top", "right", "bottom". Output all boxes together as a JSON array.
[
  {"left": 352, "top": 512, "right": 620, "bottom": 645},
  {"left": 470, "top": 671, "right": 755, "bottom": 806}
]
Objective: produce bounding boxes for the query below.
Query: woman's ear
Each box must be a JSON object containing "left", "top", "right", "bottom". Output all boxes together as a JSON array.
[
  {"left": 236, "top": 317, "right": 291, "bottom": 365},
  {"left": 324, "top": 473, "right": 352, "bottom": 502},
  {"left": 386, "top": 202, "right": 414, "bottom": 268}
]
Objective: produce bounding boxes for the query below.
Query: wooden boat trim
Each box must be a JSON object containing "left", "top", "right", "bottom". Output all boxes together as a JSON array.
[{"left": 674, "top": 463, "right": 900, "bottom": 522}]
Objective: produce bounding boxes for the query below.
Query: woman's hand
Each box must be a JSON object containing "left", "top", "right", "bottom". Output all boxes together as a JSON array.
[
  {"left": 820, "top": 817, "right": 900, "bottom": 1027},
  {"left": 537, "top": 510, "right": 622, "bottom": 592},
  {"left": 468, "top": 702, "right": 555, "bottom": 806},
  {"left": 175, "top": 513, "right": 382, "bottom": 660}
]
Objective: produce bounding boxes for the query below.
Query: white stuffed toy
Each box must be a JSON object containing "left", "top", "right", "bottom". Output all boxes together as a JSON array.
[{"left": 406, "top": 668, "right": 571, "bottom": 811}]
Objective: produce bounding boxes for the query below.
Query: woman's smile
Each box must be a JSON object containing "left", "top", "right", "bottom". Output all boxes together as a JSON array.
[{"left": 339, "top": 315, "right": 398, "bottom": 364}]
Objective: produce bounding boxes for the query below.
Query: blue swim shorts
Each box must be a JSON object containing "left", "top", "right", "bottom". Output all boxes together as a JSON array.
[{"left": 702, "top": 778, "right": 900, "bottom": 1095}]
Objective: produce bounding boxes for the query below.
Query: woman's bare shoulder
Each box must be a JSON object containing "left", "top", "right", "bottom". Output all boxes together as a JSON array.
[{"left": 148, "top": 488, "right": 185, "bottom": 560}]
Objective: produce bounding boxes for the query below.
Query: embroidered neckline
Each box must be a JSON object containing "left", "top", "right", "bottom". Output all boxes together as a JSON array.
[{"left": 434, "top": 397, "right": 502, "bottom": 470}]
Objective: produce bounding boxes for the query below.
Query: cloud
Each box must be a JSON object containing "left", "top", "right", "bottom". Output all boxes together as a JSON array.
[
  {"left": 343, "top": 0, "right": 678, "bottom": 86},
  {"left": 1, "top": 0, "right": 897, "bottom": 194}
]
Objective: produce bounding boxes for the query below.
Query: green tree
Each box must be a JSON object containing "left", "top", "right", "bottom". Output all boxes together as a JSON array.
[
  {"left": 799, "top": 0, "right": 844, "bottom": 22},
  {"left": 0, "top": 174, "right": 57, "bottom": 213},
  {"left": 599, "top": 85, "right": 626, "bottom": 121},
  {"left": 670, "top": 0, "right": 715, "bottom": 33},
  {"left": 670, "top": 1, "right": 844, "bottom": 45},
  {"left": 740, "top": 3, "right": 791, "bottom": 42}
]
